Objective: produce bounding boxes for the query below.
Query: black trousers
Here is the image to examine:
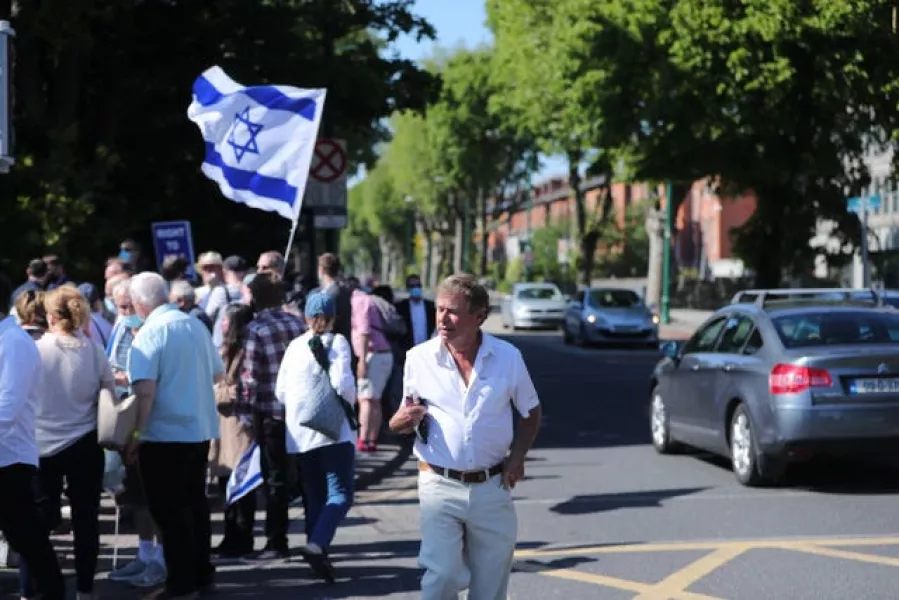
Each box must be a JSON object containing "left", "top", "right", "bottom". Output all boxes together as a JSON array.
[
  {"left": 254, "top": 415, "right": 289, "bottom": 551},
  {"left": 139, "top": 441, "right": 214, "bottom": 596},
  {"left": 0, "top": 463, "right": 65, "bottom": 600},
  {"left": 20, "top": 431, "right": 103, "bottom": 595}
]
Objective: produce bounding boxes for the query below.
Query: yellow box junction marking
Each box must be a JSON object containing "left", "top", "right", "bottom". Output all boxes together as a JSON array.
[{"left": 512, "top": 536, "right": 899, "bottom": 598}]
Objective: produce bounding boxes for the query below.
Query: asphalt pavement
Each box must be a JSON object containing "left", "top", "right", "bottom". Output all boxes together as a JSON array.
[{"left": 6, "top": 313, "right": 899, "bottom": 599}]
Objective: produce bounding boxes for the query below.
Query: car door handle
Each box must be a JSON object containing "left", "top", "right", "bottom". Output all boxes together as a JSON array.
[{"left": 722, "top": 364, "right": 735, "bottom": 372}]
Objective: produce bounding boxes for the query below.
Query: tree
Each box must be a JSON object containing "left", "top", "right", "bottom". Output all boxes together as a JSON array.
[
  {"left": 4, "top": 0, "right": 438, "bottom": 279},
  {"left": 597, "top": 0, "right": 899, "bottom": 285},
  {"left": 427, "top": 47, "right": 537, "bottom": 276},
  {"left": 488, "top": 0, "right": 622, "bottom": 285}
]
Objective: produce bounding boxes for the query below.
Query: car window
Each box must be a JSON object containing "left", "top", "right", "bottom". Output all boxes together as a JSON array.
[
  {"left": 772, "top": 311, "right": 899, "bottom": 347},
  {"left": 683, "top": 317, "right": 728, "bottom": 354},
  {"left": 743, "top": 329, "right": 764, "bottom": 355},
  {"left": 517, "top": 286, "right": 562, "bottom": 300},
  {"left": 715, "top": 315, "right": 756, "bottom": 354},
  {"left": 587, "top": 289, "right": 641, "bottom": 308}
]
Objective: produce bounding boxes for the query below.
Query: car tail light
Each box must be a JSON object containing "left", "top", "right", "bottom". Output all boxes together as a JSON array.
[{"left": 769, "top": 363, "right": 833, "bottom": 394}]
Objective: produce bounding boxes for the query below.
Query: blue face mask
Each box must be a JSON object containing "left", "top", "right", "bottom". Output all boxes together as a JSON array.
[
  {"left": 104, "top": 297, "right": 116, "bottom": 315},
  {"left": 409, "top": 286, "right": 423, "bottom": 300},
  {"left": 118, "top": 249, "right": 132, "bottom": 262},
  {"left": 121, "top": 314, "right": 144, "bottom": 329}
]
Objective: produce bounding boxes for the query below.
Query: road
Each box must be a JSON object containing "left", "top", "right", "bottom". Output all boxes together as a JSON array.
[{"left": 9, "top": 314, "right": 899, "bottom": 599}]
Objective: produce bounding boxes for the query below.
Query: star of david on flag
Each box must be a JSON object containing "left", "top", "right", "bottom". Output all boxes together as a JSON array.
[{"left": 187, "top": 66, "right": 326, "bottom": 221}]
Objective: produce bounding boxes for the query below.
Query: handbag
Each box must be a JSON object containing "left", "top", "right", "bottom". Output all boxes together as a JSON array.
[
  {"left": 298, "top": 334, "right": 359, "bottom": 440},
  {"left": 92, "top": 339, "right": 139, "bottom": 449}
]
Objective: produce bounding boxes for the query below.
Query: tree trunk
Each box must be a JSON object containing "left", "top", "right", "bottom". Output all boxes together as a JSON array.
[
  {"left": 478, "top": 187, "right": 489, "bottom": 277},
  {"left": 645, "top": 208, "right": 665, "bottom": 310},
  {"left": 568, "top": 149, "right": 592, "bottom": 286},
  {"left": 378, "top": 234, "right": 391, "bottom": 283},
  {"left": 453, "top": 215, "right": 463, "bottom": 274}
]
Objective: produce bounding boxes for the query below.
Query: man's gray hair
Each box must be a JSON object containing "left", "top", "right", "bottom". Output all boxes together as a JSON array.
[
  {"left": 436, "top": 273, "right": 490, "bottom": 316},
  {"left": 111, "top": 277, "right": 132, "bottom": 300},
  {"left": 260, "top": 250, "right": 285, "bottom": 272},
  {"left": 169, "top": 280, "right": 196, "bottom": 303},
  {"left": 129, "top": 272, "right": 169, "bottom": 310}
]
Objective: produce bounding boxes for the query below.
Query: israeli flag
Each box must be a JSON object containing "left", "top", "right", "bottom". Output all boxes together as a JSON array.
[
  {"left": 226, "top": 441, "right": 263, "bottom": 506},
  {"left": 187, "top": 66, "right": 326, "bottom": 221}
]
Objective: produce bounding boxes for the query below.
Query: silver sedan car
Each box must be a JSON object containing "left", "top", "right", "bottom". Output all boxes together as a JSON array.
[
  {"left": 500, "top": 283, "right": 567, "bottom": 329},
  {"left": 563, "top": 287, "right": 659, "bottom": 347},
  {"left": 650, "top": 290, "right": 899, "bottom": 486}
]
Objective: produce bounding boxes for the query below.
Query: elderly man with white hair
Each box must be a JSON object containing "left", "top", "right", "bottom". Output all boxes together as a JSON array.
[
  {"left": 169, "top": 280, "right": 213, "bottom": 333},
  {"left": 125, "top": 272, "right": 224, "bottom": 599}
]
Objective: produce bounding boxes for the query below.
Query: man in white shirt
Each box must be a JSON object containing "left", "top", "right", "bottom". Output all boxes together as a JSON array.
[
  {"left": 0, "top": 273, "right": 65, "bottom": 599},
  {"left": 389, "top": 273, "right": 542, "bottom": 600}
]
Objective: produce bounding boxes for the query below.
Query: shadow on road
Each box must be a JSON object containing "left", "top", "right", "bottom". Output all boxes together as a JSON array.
[
  {"left": 691, "top": 451, "right": 899, "bottom": 494},
  {"left": 549, "top": 487, "right": 709, "bottom": 516}
]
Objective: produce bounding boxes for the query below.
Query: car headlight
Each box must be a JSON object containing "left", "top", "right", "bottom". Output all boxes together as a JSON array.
[
  {"left": 587, "top": 314, "right": 596, "bottom": 324},
  {"left": 516, "top": 306, "right": 530, "bottom": 317},
  {"left": 651, "top": 314, "right": 660, "bottom": 325}
]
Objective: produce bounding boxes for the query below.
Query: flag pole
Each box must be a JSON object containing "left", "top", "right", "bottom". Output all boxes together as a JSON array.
[{"left": 282, "top": 211, "right": 301, "bottom": 279}]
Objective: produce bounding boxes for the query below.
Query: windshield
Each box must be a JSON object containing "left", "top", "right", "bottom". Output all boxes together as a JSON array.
[
  {"left": 588, "top": 289, "right": 641, "bottom": 308},
  {"left": 517, "top": 286, "right": 562, "bottom": 300},
  {"left": 773, "top": 311, "right": 899, "bottom": 348}
]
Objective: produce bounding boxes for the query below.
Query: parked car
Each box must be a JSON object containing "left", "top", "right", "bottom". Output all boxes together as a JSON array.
[
  {"left": 650, "top": 287, "right": 899, "bottom": 486},
  {"left": 500, "top": 282, "right": 567, "bottom": 329},
  {"left": 563, "top": 287, "right": 659, "bottom": 347}
]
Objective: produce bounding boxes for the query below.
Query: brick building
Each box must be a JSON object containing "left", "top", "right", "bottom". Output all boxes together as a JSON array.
[{"left": 484, "top": 175, "right": 757, "bottom": 277}]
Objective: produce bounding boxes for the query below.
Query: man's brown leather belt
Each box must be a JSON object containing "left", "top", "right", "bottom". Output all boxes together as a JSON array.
[{"left": 419, "top": 461, "right": 504, "bottom": 484}]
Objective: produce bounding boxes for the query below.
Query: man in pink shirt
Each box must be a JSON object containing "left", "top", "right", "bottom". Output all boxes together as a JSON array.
[{"left": 351, "top": 278, "right": 394, "bottom": 452}]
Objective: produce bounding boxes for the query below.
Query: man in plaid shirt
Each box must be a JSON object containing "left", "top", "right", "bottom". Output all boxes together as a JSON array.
[{"left": 236, "top": 272, "right": 305, "bottom": 559}]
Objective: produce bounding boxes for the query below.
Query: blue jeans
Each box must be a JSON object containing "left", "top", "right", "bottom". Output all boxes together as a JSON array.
[{"left": 297, "top": 442, "right": 355, "bottom": 550}]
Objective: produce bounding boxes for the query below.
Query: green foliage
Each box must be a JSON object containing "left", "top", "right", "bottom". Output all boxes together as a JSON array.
[
  {"left": 3, "top": 0, "right": 438, "bottom": 279},
  {"left": 595, "top": 202, "right": 651, "bottom": 278},
  {"left": 594, "top": 0, "right": 899, "bottom": 284}
]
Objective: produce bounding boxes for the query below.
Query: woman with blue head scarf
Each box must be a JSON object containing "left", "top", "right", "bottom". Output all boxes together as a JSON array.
[{"left": 275, "top": 292, "right": 357, "bottom": 583}]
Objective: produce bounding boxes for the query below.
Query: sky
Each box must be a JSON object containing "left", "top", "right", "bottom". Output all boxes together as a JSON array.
[{"left": 388, "top": 0, "right": 568, "bottom": 183}]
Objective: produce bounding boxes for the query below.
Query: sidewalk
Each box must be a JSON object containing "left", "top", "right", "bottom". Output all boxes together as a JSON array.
[{"left": 0, "top": 441, "right": 413, "bottom": 597}]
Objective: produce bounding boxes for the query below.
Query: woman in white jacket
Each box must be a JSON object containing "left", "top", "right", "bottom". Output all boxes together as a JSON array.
[{"left": 276, "top": 292, "right": 356, "bottom": 584}]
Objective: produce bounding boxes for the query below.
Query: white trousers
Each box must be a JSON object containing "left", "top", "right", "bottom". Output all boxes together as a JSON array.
[{"left": 418, "top": 469, "right": 518, "bottom": 600}]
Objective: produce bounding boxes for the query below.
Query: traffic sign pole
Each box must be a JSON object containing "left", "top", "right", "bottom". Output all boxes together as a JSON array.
[{"left": 862, "top": 196, "right": 870, "bottom": 287}]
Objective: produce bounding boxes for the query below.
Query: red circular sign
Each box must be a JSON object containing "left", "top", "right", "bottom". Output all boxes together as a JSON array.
[{"left": 311, "top": 139, "right": 347, "bottom": 183}]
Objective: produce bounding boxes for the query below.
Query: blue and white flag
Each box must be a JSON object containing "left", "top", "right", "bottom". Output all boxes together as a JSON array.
[
  {"left": 187, "top": 66, "right": 326, "bottom": 221},
  {"left": 226, "top": 441, "right": 263, "bottom": 506}
]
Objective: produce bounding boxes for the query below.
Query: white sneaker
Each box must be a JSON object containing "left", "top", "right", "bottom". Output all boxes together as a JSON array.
[
  {"left": 108, "top": 558, "right": 147, "bottom": 582},
  {"left": 130, "top": 560, "right": 167, "bottom": 588}
]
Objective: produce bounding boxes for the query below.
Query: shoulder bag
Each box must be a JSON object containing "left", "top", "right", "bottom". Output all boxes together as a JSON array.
[
  {"left": 93, "top": 338, "right": 140, "bottom": 449},
  {"left": 298, "top": 334, "right": 359, "bottom": 440}
]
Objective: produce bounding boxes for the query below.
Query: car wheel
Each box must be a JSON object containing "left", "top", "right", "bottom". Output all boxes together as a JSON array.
[
  {"left": 563, "top": 323, "right": 572, "bottom": 344},
  {"left": 730, "top": 404, "right": 783, "bottom": 486},
  {"left": 650, "top": 387, "right": 680, "bottom": 454}
]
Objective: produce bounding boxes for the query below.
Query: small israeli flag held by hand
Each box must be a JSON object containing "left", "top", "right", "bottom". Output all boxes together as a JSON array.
[
  {"left": 187, "top": 66, "right": 326, "bottom": 221},
  {"left": 226, "top": 441, "right": 263, "bottom": 506}
]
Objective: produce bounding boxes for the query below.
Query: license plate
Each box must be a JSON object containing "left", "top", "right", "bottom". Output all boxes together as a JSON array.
[
  {"left": 615, "top": 325, "right": 639, "bottom": 332},
  {"left": 849, "top": 378, "right": 899, "bottom": 394}
]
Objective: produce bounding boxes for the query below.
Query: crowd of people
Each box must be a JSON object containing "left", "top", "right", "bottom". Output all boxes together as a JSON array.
[
  {"left": 0, "top": 242, "right": 436, "bottom": 600},
  {"left": 0, "top": 239, "right": 542, "bottom": 600}
]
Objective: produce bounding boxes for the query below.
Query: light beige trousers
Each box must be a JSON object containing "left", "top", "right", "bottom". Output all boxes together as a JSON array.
[{"left": 418, "top": 469, "right": 518, "bottom": 600}]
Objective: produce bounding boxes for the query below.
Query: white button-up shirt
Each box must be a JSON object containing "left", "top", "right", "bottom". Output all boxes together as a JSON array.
[
  {"left": 0, "top": 316, "right": 41, "bottom": 468},
  {"left": 403, "top": 333, "right": 540, "bottom": 472}
]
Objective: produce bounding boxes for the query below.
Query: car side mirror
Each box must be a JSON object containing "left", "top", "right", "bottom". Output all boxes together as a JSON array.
[
  {"left": 563, "top": 294, "right": 572, "bottom": 302},
  {"left": 660, "top": 340, "right": 681, "bottom": 360}
]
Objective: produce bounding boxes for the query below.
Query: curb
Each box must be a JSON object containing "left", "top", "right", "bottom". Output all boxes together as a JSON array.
[{"left": 354, "top": 440, "right": 414, "bottom": 492}]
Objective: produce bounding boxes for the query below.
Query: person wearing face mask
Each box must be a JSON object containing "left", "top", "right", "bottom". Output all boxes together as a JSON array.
[
  {"left": 103, "top": 278, "right": 169, "bottom": 589},
  {"left": 395, "top": 274, "right": 436, "bottom": 353}
]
